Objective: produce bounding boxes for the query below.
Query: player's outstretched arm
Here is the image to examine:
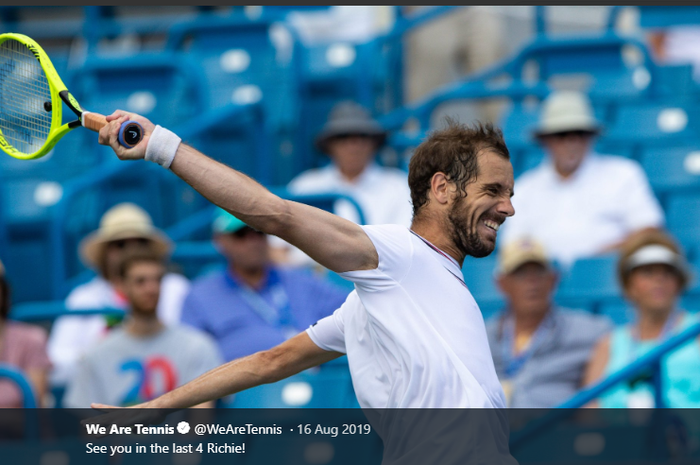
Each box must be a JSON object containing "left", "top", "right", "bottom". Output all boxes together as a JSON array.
[
  {"left": 98, "top": 112, "right": 378, "bottom": 273},
  {"left": 92, "top": 332, "right": 342, "bottom": 413}
]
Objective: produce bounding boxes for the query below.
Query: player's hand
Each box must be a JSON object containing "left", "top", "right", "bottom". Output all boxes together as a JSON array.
[
  {"left": 98, "top": 110, "right": 155, "bottom": 161},
  {"left": 83, "top": 401, "right": 168, "bottom": 437}
]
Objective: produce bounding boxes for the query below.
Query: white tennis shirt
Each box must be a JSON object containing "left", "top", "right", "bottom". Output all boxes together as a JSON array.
[{"left": 307, "top": 224, "right": 506, "bottom": 408}]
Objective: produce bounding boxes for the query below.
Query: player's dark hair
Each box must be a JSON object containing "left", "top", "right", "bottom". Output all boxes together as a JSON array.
[
  {"left": 118, "top": 248, "right": 164, "bottom": 279},
  {"left": 408, "top": 120, "right": 510, "bottom": 216}
]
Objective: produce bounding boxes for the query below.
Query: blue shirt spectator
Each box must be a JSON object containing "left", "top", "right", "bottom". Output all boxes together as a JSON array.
[{"left": 180, "top": 209, "right": 349, "bottom": 361}]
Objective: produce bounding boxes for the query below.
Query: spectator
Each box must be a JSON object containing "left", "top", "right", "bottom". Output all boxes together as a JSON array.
[
  {"left": 649, "top": 26, "right": 700, "bottom": 82},
  {"left": 486, "top": 238, "right": 611, "bottom": 407},
  {"left": 64, "top": 249, "right": 220, "bottom": 408},
  {"left": 0, "top": 260, "right": 51, "bottom": 408},
  {"left": 585, "top": 230, "right": 700, "bottom": 408},
  {"left": 181, "top": 209, "right": 349, "bottom": 362},
  {"left": 288, "top": 101, "right": 413, "bottom": 227},
  {"left": 48, "top": 203, "right": 190, "bottom": 386},
  {"left": 500, "top": 90, "right": 664, "bottom": 268}
]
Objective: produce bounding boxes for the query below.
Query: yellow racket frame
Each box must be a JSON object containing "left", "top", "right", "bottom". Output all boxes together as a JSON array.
[{"left": 0, "top": 33, "right": 85, "bottom": 160}]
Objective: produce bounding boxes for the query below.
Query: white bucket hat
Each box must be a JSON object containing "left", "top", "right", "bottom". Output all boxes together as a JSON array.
[
  {"left": 533, "top": 90, "right": 603, "bottom": 138},
  {"left": 79, "top": 203, "right": 172, "bottom": 268}
]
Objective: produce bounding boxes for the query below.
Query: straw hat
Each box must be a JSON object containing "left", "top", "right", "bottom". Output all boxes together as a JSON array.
[
  {"left": 315, "top": 101, "right": 386, "bottom": 153},
  {"left": 533, "top": 90, "right": 603, "bottom": 138},
  {"left": 497, "top": 237, "right": 552, "bottom": 276},
  {"left": 79, "top": 203, "right": 172, "bottom": 268}
]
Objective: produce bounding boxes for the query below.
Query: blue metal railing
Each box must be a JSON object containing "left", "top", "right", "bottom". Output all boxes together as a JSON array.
[
  {"left": 510, "top": 320, "right": 700, "bottom": 449},
  {"left": 0, "top": 364, "right": 37, "bottom": 410}
]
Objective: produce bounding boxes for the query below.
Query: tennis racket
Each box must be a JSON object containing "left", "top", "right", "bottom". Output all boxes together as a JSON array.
[{"left": 0, "top": 33, "right": 143, "bottom": 160}]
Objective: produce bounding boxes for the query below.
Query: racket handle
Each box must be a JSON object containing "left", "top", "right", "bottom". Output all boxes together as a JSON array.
[
  {"left": 118, "top": 121, "right": 144, "bottom": 148},
  {"left": 82, "top": 112, "right": 143, "bottom": 148}
]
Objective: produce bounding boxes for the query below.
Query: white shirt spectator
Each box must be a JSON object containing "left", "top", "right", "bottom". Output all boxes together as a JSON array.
[
  {"left": 307, "top": 224, "right": 505, "bottom": 409},
  {"left": 288, "top": 163, "right": 413, "bottom": 227},
  {"left": 47, "top": 273, "right": 190, "bottom": 386},
  {"left": 500, "top": 153, "right": 664, "bottom": 268}
]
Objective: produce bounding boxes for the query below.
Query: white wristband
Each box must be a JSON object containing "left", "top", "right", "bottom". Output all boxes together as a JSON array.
[{"left": 145, "top": 125, "right": 181, "bottom": 169}]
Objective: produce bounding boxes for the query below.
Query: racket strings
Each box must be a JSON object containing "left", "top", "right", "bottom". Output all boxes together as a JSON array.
[{"left": 0, "top": 39, "right": 52, "bottom": 155}]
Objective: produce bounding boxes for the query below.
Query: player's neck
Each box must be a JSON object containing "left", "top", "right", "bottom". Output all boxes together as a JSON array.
[
  {"left": 125, "top": 313, "right": 163, "bottom": 337},
  {"left": 411, "top": 216, "right": 464, "bottom": 266}
]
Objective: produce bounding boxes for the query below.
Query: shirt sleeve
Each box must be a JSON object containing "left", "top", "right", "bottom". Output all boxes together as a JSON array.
[
  {"left": 339, "top": 224, "right": 413, "bottom": 290},
  {"left": 306, "top": 292, "right": 358, "bottom": 354}
]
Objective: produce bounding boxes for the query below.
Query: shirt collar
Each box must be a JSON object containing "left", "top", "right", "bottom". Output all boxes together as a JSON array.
[
  {"left": 329, "top": 162, "right": 381, "bottom": 187},
  {"left": 409, "top": 230, "right": 464, "bottom": 279}
]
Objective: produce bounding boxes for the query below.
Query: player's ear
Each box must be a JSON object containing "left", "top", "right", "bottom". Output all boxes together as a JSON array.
[{"left": 430, "top": 172, "right": 452, "bottom": 205}]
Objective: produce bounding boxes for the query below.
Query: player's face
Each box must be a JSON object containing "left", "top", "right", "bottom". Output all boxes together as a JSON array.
[
  {"left": 215, "top": 228, "right": 269, "bottom": 272},
  {"left": 327, "top": 135, "right": 377, "bottom": 180},
  {"left": 541, "top": 131, "right": 594, "bottom": 178},
  {"left": 448, "top": 150, "right": 514, "bottom": 258},
  {"left": 121, "top": 261, "right": 164, "bottom": 316},
  {"left": 498, "top": 262, "right": 556, "bottom": 317},
  {"left": 625, "top": 264, "right": 682, "bottom": 316}
]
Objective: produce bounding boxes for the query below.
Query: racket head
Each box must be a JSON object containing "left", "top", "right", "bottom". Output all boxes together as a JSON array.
[{"left": 0, "top": 33, "right": 72, "bottom": 160}]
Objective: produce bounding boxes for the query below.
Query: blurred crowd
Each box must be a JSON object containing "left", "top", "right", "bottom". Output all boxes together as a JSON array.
[{"left": 1, "top": 6, "right": 700, "bottom": 410}]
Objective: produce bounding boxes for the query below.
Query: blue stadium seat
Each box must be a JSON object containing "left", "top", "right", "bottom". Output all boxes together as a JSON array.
[
  {"left": 462, "top": 255, "right": 505, "bottom": 318},
  {"left": 666, "top": 192, "right": 700, "bottom": 257},
  {"left": 598, "top": 297, "right": 636, "bottom": 326},
  {"left": 606, "top": 103, "right": 700, "bottom": 147},
  {"left": 640, "top": 145, "right": 700, "bottom": 198},
  {"left": 556, "top": 254, "right": 621, "bottom": 310},
  {"left": 639, "top": 6, "right": 700, "bottom": 28},
  {"left": 166, "top": 16, "right": 295, "bottom": 183}
]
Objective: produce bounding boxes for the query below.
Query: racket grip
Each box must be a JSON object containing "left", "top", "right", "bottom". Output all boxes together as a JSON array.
[{"left": 118, "top": 121, "right": 144, "bottom": 148}]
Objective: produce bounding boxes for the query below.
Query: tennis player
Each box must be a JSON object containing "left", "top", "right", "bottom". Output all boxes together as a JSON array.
[
  {"left": 95, "top": 113, "right": 517, "bottom": 462},
  {"left": 97, "top": 112, "right": 514, "bottom": 409}
]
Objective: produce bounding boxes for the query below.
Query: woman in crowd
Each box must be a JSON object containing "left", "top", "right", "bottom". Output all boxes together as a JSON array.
[
  {"left": 585, "top": 229, "right": 700, "bottom": 407},
  {"left": 0, "top": 260, "right": 52, "bottom": 408}
]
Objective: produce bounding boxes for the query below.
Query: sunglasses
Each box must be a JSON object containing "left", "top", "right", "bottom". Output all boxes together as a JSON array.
[
  {"left": 108, "top": 238, "right": 151, "bottom": 249},
  {"left": 544, "top": 130, "right": 595, "bottom": 140},
  {"left": 232, "top": 227, "right": 265, "bottom": 239}
]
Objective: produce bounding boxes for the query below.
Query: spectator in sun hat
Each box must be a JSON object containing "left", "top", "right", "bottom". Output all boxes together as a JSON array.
[
  {"left": 499, "top": 90, "right": 664, "bottom": 268},
  {"left": 486, "top": 237, "right": 611, "bottom": 407},
  {"left": 277, "top": 101, "right": 412, "bottom": 266},
  {"left": 585, "top": 229, "right": 700, "bottom": 408},
  {"left": 64, "top": 248, "right": 220, "bottom": 408},
  {"left": 180, "top": 208, "right": 349, "bottom": 362},
  {"left": 288, "top": 100, "right": 412, "bottom": 228},
  {"left": 47, "top": 203, "right": 190, "bottom": 387},
  {"left": 0, "top": 257, "right": 52, "bottom": 408}
]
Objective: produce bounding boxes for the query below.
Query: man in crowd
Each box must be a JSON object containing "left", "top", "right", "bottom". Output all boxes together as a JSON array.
[
  {"left": 181, "top": 208, "right": 349, "bottom": 362},
  {"left": 500, "top": 90, "right": 664, "bottom": 268},
  {"left": 288, "top": 100, "right": 412, "bottom": 227},
  {"left": 48, "top": 203, "right": 190, "bottom": 386},
  {"left": 487, "top": 238, "right": 611, "bottom": 407},
  {"left": 64, "top": 249, "right": 220, "bottom": 408}
]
